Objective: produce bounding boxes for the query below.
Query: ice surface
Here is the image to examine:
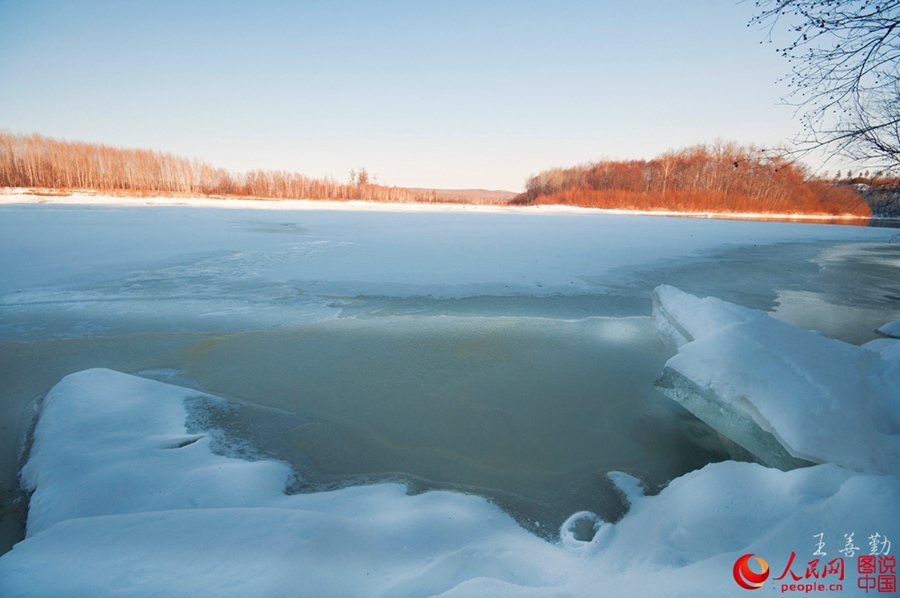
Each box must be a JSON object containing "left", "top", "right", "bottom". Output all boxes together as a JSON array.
[
  {"left": 172, "top": 313, "right": 725, "bottom": 530},
  {"left": 2, "top": 197, "right": 900, "bottom": 594},
  {"left": 653, "top": 285, "right": 900, "bottom": 475},
  {"left": 1, "top": 368, "right": 898, "bottom": 596},
  {"left": 2, "top": 199, "right": 895, "bottom": 304}
]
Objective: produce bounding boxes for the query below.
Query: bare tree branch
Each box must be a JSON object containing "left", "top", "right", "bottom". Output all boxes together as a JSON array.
[{"left": 751, "top": 0, "right": 900, "bottom": 170}]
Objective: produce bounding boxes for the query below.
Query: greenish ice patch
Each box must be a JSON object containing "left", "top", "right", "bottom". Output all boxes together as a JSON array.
[{"left": 181, "top": 315, "right": 729, "bottom": 538}]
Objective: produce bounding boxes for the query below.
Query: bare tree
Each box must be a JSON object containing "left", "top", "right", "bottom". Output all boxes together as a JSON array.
[
  {"left": 0, "top": 132, "right": 505, "bottom": 205},
  {"left": 751, "top": 1, "right": 900, "bottom": 169}
]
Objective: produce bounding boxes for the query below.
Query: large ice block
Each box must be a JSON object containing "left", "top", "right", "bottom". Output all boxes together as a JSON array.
[
  {"left": 652, "top": 285, "right": 900, "bottom": 475},
  {"left": 654, "top": 367, "right": 815, "bottom": 470}
]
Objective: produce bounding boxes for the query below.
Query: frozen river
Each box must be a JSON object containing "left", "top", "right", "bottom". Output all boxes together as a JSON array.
[{"left": 1, "top": 198, "right": 899, "bottom": 567}]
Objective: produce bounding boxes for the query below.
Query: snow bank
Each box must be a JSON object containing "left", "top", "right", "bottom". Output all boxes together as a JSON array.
[
  {"left": 1, "top": 368, "right": 898, "bottom": 596},
  {"left": 20, "top": 369, "right": 293, "bottom": 536},
  {"left": 5, "top": 369, "right": 565, "bottom": 596},
  {"left": 0, "top": 190, "right": 875, "bottom": 222},
  {"left": 653, "top": 285, "right": 900, "bottom": 476}
]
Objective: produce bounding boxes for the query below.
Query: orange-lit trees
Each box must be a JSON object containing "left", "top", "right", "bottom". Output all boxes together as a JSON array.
[
  {"left": 514, "top": 142, "right": 870, "bottom": 216},
  {"left": 0, "top": 132, "right": 504, "bottom": 205}
]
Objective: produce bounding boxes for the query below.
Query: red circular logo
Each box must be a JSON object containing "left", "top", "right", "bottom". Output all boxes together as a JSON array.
[{"left": 733, "top": 553, "right": 770, "bottom": 590}]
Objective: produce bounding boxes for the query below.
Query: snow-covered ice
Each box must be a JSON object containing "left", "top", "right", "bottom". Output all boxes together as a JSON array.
[
  {"left": 0, "top": 366, "right": 898, "bottom": 596},
  {"left": 879, "top": 321, "right": 900, "bottom": 338},
  {"left": 653, "top": 285, "right": 900, "bottom": 475},
  {"left": 1, "top": 195, "right": 899, "bottom": 595}
]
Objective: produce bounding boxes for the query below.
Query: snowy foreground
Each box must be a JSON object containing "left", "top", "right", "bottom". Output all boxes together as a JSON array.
[
  {"left": 1, "top": 289, "right": 899, "bottom": 596},
  {"left": 1, "top": 196, "right": 899, "bottom": 596}
]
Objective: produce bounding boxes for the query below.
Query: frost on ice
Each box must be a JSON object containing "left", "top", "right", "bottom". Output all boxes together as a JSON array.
[{"left": 652, "top": 285, "right": 900, "bottom": 476}]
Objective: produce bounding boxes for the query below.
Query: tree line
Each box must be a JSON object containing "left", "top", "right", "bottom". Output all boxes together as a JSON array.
[
  {"left": 512, "top": 142, "right": 871, "bottom": 216},
  {"left": 0, "top": 132, "right": 500, "bottom": 204},
  {"left": 836, "top": 171, "right": 900, "bottom": 218},
  {"left": 1, "top": 132, "right": 887, "bottom": 216}
]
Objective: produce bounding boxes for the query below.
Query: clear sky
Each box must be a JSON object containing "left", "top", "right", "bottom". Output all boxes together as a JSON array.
[{"left": 0, "top": 0, "right": 804, "bottom": 191}]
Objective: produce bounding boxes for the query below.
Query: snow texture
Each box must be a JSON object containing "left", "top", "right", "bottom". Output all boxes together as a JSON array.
[
  {"left": 653, "top": 285, "right": 900, "bottom": 476},
  {"left": 1, "top": 363, "right": 898, "bottom": 596},
  {"left": 1, "top": 198, "right": 899, "bottom": 596}
]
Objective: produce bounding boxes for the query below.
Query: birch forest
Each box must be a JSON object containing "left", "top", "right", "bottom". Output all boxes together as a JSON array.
[{"left": 0, "top": 132, "right": 490, "bottom": 204}]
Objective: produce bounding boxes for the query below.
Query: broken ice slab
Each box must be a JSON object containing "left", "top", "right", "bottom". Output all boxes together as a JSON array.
[
  {"left": 654, "top": 368, "right": 814, "bottom": 470},
  {"left": 651, "top": 285, "right": 900, "bottom": 475}
]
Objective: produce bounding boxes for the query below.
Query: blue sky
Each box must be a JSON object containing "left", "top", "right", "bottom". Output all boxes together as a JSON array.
[{"left": 0, "top": 1, "right": 803, "bottom": 191}]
